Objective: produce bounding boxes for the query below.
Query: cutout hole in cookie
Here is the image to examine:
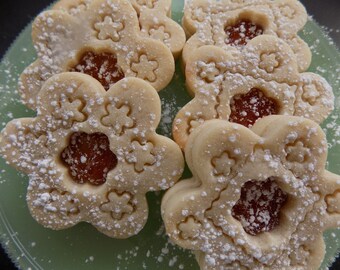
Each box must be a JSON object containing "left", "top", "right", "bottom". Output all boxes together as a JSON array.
[
  {"left": 45, "top": 189, "right": 80, "bottom": 216},
  {"left": 100, "top": 102, "right": 136, "bottom": 135},
  {"left": 131, "top": 52, "right": 158, "bottom": 83},
  {"left": 325, "top": 190, "right": 340, "bottom": 214},
  {"left": 231, "top": 177, "right": 288, "bottom": 236},
  {"left": 187, "top": 117, "right": 205, "bottom": 135},
  {"left": 225, "top": 20, "right": 263, "bottom": 46},
  {"left": 61, "top": 132, "right": 118, "bottom": 186},
  {"left": 100, "top": 190, "right": 135, "bottom": 220},
  {"left": 224, "top": 12, "right": 267, "bottom": 46},
  {"left": 126, "top": 139, "right": 156, "bottom": 173},
  {"left": 69, "top": 50, "right": 125, "bottom": 90},
  {"left": 148, "top": 24, "right": 171, "bottom": 44},
  {"left": 229, "top": 88, "right": 280, "bottom": 127}
]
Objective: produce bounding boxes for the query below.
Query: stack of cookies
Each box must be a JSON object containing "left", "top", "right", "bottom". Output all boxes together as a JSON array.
[
  {"left": 0, "top": 0, "right": 339, "bottom": 269},
  {"left": 163, "top": 1, "right": 340, "bottom": 269}
]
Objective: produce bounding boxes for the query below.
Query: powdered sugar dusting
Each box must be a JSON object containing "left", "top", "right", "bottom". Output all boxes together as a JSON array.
[{"left": 0, "top": 3, "right": 339, "bottom": 270}]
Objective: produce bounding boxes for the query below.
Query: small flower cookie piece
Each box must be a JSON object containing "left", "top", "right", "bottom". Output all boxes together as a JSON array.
[
  {"left": 182, "top": 0, "right": 311, "bottom": 72},
  {"left": 53, "top": 0, "right": 186, "bottom": 59},
  {"left": 162, "top": 116, "right": 340, "bottom": 270},
  {"left": 19, "top": 0, "right": 175, "bottom": 110},
  {"left": 1, "top": 73, "right": 184, "bottom": 238},
  {"left": 173, "top": 35, "right": 334, "bottom": 149}
]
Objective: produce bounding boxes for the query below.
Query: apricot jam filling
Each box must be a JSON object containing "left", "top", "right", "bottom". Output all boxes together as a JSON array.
[
  {"left": 225, "top": 20, "right": 264, "bottom": 46},
  {"left": 229, "top": 88, "right": 279, "bottom": 127},
  {"left": 231, "top": 178, "right": 288, "bottom": 236},
  {"left": 61, "top": 132, "right": 118, "bottom": 186},
  {"left": 70, "top": 51, "right": 124, "bottom": 90}
]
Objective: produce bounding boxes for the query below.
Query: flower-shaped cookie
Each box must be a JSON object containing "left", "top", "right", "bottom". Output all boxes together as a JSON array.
[
  {"left": 0, "top": 73, "right": 184, "bottom": 238},
  {"left": 53, "top": 0, "right": 186, "bottom": 59},
  {"left": 173, "top": 35, "right": 333, "bottom": 149},
  {"left": 20, "top": 0, "right": 175, "bottom": 110},
  {"left": 182, "top": 0, "right": 311, "bottom": 72},
  {"left": 162, "top": 116, "right": 340, "bottom": 269}
]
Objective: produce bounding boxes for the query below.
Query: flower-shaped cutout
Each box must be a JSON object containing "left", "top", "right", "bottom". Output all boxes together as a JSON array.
[
  {"left": 188, "top": 118, "right": 205, "bottom": 134},
  {"left": 212, "top": 152, "right": 236, "bottom": 176},
  {"left": 325, "top": 191, "right": 340, "bottom": 214},
  {"left": 101, "top": 104, "right": 134, "bottom": 135},
  {"left": 259, "top": 53, "right": 280, "bottom": 73},
  {"left": 173, "top": 35, "right": 334, "bottom": 149},
  {"left": 279, "top": 4, "right": 296, "bottom": 19},
  {"left": 285, "top": 140, "right": 310, "bottom": 163},
  {"left": 231, "top": 178, "right": 288, "bottom": 236},
  {"left": 52, "top": 95, "right": 87, "bottom": 128},
  {"left": 224, "top": 20, "right": 264, "bottom": 46},
  {"left": 1, "top": 73, "right": 184, "bottom": 238},
  {"left": 32, "top": 189, "right": 80, "bottom": 217},
  {"left": 197, "top": 61, "right": 223, "bottom": 83},
  {"left": 20, "top": 0, "right": 175, "bottom": 110},
  {"left": 183, "top": 0, "right": 311, "bottom": 72},
  {"left": 53, "top": 0, "right": 92, "bottom": 16},
  {"left": 69, "top": 51, "right": 125, "bottom": 91},
  {"left": 100, "top": 191, "right": 134, "bottom": 219},
  {"left": 61, "top": 132, "right": 118, "bottom": 186},
  {"left": 162, "top": 116, "right": 340, "bottom": 269},
  {"left": 131, "top": 54, "right": 158, "bottom": 82},
  {"left": 302, "top": 83, "right": 322, "bottom": 105},
  {"left": 191, "top": 7, "right": 205, "bottom": 23},
  {"left": 94, "top": 16, "right": 124, "bottom": 42},
  {"left": 178, "top": 216, "right": 202, "bottom": 240},
  {"left": 148, "top": 25, "right": 171, "bottom": 46},
  {"left": 126, "top": 141, "right": 156, "bottom": 172}
]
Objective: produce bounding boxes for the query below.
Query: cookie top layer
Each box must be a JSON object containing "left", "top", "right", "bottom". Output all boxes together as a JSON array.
[
  {"left": 1, "top": 73, "right": 184, "bottom": 238},
  {"left": 182, "top": 0, "right": 311, "bottom": 72},
  {"left": 162, "top": 116, "right": 340, "bottom": 269},
  {"left": 173, "top": 35, "right": 334, "bottom": 149},
  {"left": 20, "top": 0, "right": 175, "bottom": 110}
]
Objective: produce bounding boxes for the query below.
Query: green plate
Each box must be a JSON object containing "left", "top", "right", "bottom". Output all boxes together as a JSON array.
[{"left": 0, "top": 1, "right": 339, "bottom": 269}]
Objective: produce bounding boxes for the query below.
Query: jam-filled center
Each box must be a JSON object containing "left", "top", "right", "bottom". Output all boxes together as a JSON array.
[
  {"left": 70, "top": 51, "right": 125, "bottom": 90},
  {"left": 229, "top": 88, "right": 279, "bottom": 127},
  {"left": 225, "top": 20, "right": 264, "bottom": 46},
  {"left": 231, "top": 178, "right": 288, "bottom": 236},
  {"left": 61, "top": 132, "right": 118, "bottom": 186}
]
